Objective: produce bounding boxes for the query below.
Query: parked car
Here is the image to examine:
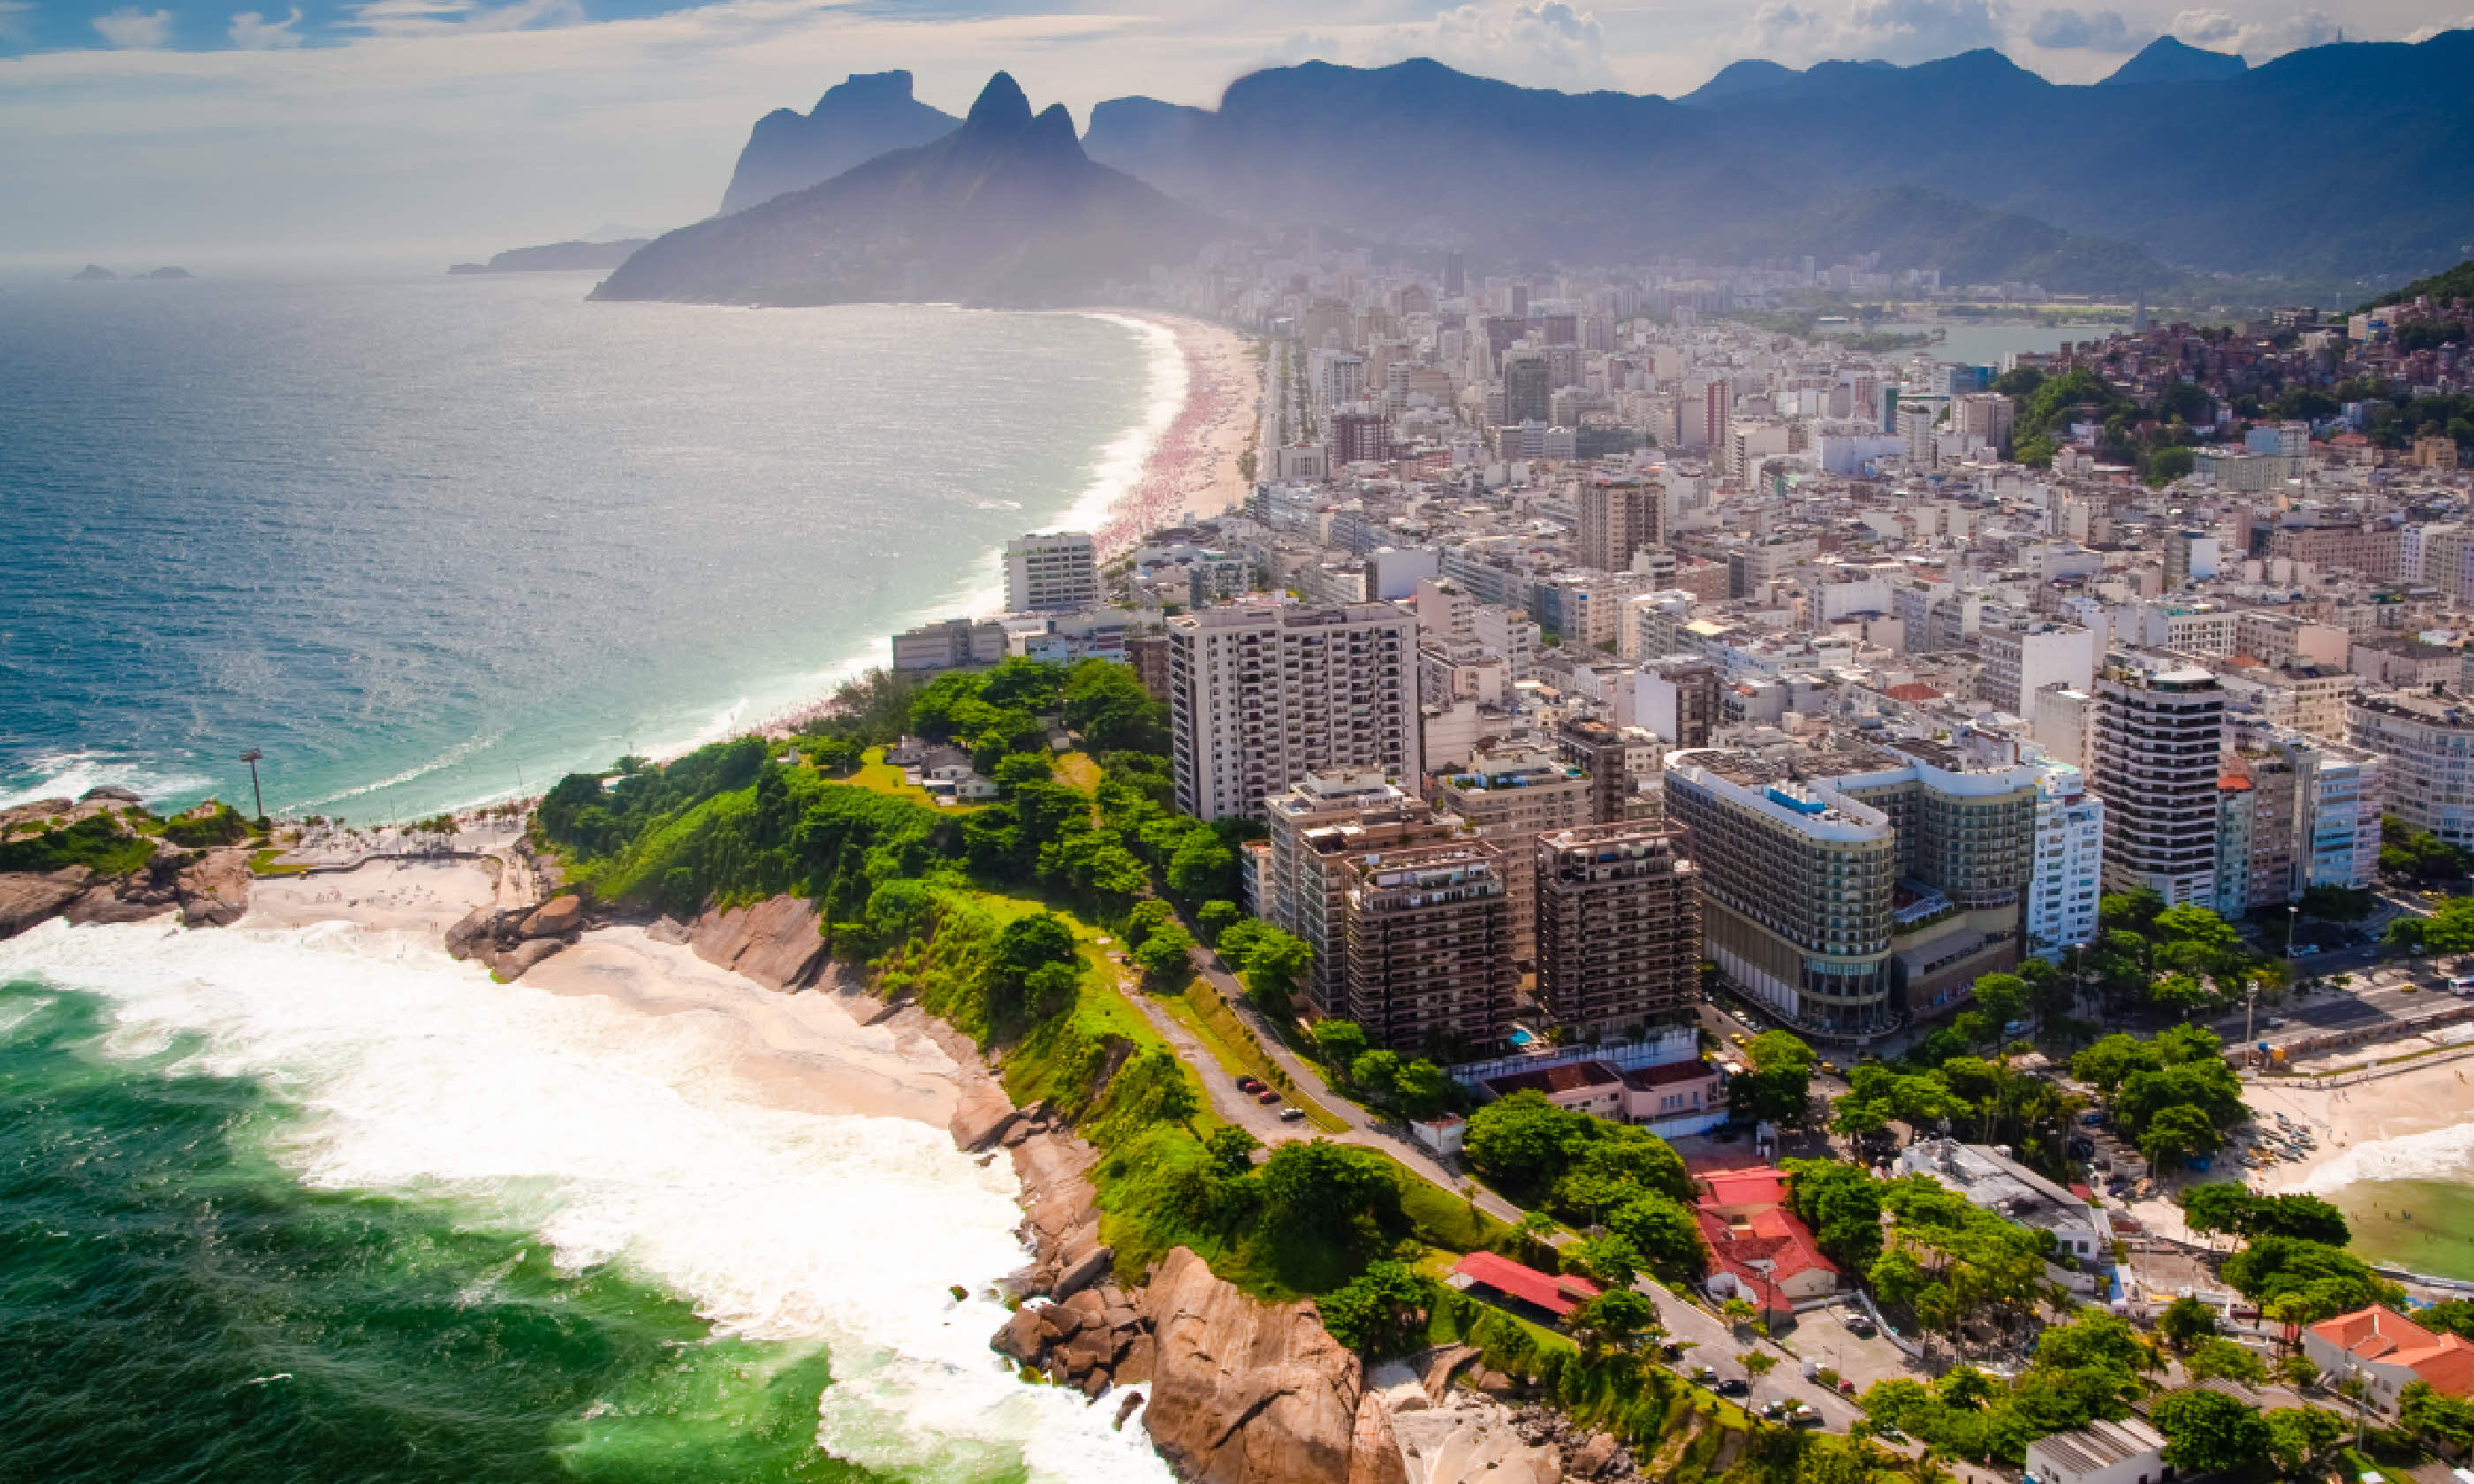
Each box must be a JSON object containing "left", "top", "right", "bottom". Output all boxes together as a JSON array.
[
  {"left": 1717, "top": 1378, "right": 1750, "bottom": 1397},
  {"left": 2265, "top": 1016, "right": 2287, "bottom": 1029},
  {"left": 1256, "top": 1089, "right": 1280, "bottom": 1105},
  {"left": 1236, "top": 1075, "right": 1264, "bottom": 1094},
  {"left": 1278, "top": 1107, "right": 1305, "bottom": 1122},
  {"left": 2295, "top": 943, "right": 2322, "bottom": 957}
]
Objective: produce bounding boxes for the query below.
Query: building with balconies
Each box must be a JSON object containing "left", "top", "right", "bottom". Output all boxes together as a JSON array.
[
  {"left": 1165, "top": 602, "right": 1422, "bottom": 821},
  {"left": 1534, "top": 822, "right": 1700, "bottom": 1041},
  {"left": 2091, "top": 655, "right": 2227, "bottom": 905}
]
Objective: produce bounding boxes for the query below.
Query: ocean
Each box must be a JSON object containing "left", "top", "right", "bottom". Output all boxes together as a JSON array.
[
  {"left": 0, "top": 269, "right": 1183, "bottom": 1482},
  {"left": 0, "top": 269, "right": 1178, "bottom": 822}
]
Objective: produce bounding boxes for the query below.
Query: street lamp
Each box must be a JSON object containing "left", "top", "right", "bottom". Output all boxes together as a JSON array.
[{"left": 239, "top": 749, "right": 266, "bottom": 822}]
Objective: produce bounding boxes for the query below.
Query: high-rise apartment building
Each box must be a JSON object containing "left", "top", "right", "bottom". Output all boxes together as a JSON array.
[
  {"left": 1429, "top": 746, "right": 1594, "bottom": 963},
  {"left": 2348, "top": 689, "right": 2474, "bottom": 846},
  {"left": 1665, "top": 737, "right": 2037, "bottom": 1042},
  {"left": 1443, "top": 250, "right": 1465, "bottom": 299},
  {"left": 1264, "top": 771, "right": 1458, "bottom": 1014},
  {"left": 1635, "top": 658, "right": 1723, "bottom": 748},
  {"left": 1337, "top": 840, "right": 1516, "bottom": 1053},
  {"left": 1003, "top": 531, "right": 1101, "bottom": 613},
  {"left": 2091, "top": 655, "right": 2226, "bottom": 905},
  {"left": 1953, "top": 392, "right": 2015, "bottom": 448},
  {"left": 1577, "top": 475, "right": 1662, "bottom": 574},
  {"left": 1559, "top": 719, "right": 1665, "bottom": 824},
  {"left": 1975, "top": 623, "right": 2096, "bottom": 716},
  {"left": 1166, "top": 602, "right": 1423, "bottom": 821},
  {"left": 1331, "top": 411, "right": 1391, "bottom": 466},
  {"left": 1534, "top": 822, "right": 1700, "bottom": 1040},
  {"left": 1703, "top": 380, "right": 1734, "bottom": 453},
  {"left": 1502, "top": 352, "right": 1552, "bottom": 426},
  {"left": 2028, "top": 763, "right": 2104, "bottom": 955}
]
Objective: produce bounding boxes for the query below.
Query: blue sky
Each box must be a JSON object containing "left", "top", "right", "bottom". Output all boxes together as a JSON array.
[{"left": 1, "top": 0, "right": 2466, "bottom": 261}]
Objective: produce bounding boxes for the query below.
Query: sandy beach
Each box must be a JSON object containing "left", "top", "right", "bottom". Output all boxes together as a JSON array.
[
  {"left": 1093, "top": 312, "right": 1256, "bottom": 557},
  {"left": 243, "top": 853, "right": 967, "bottom": 1131}
]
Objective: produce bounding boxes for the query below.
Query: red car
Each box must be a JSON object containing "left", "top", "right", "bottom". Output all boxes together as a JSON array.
[
  {"left": 1236, "top": 1076, "right": 1264, "bottom": 1094},
  {"left": 1256, "top": 1089, "right": 1281, "bottom": 1105}
]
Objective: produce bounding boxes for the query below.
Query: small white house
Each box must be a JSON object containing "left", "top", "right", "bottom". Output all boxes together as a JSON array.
[{"left": 2024, "top": 1419, "right": 2170, "bottom": 1484}]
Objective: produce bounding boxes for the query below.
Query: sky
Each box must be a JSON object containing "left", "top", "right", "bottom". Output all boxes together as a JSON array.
[{"left": 2, "top": 0, "right": 2468, "bottom": 262}]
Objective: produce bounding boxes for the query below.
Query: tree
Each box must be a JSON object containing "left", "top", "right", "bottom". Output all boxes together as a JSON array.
[
  {"left": 2151, "top": 1387, "right": 2272, "bottom": 1474},
  {"left": 1570, "top": 1289, "right": 1658, "bottom": 1352},
  {"left": 1567, "top": 1232, "right": 1645, "bottom": 1291},
  {"left": 1606, "top": 1192, "right": 1710, "bottom": 1283},
  {"left": 990, "top": 752, "right": 1053, "bottom": 794},
  {"left": 1203, "top": 1124, "right": 1260, "bottom": 1177},
  {"left": 1165, "top": 832, "right": 1237, "bottom": 901},
  {"left": 1742, "top": 1349, "right": 1780, "bottom": 1397},
  {"left": 2145, "top": 974, "right": 2215, "bottom": 1020},
  {"left": 1195, "top": 899, "right": 1241, "bottom": 944},
  {"left": 1317, "top": 1261, "right": 1429, "bottom": 1357},
  {"left": 1257, "top": 1140, "right": 1401, "bottom": 1245},
  {"left": 1393, "top": 1059, "right": 1453, "bottom": 1119},
  {"left": 2401, "top": 1380, "right": 2474, "bottom": 1453},
  {"left": 2139, "top": 1104, "right": 2220, "bottom": 1172},
  {"left": 1231, "top": 925, "right": 1311, "bottom": 1016},
  {"left": 2278, "top": 1355, "right": 2321, "bottom": 1390},
  {"left": 1732, "top": 1030, "right": 1818, "bottom": 1124},
  {"left": 1464, "top": 1090, "right": 1593, "bottom": 1194},
  {"left": 2243, "top": 1192, "right": 2349, "bottom": 1246},
  {"left": 2183, "top": 1336, "right": 2269, "bottom": 1385},
  {"left": 1311, "top": 1018, "right": 1370, "bottom": 1073},
  {"left": 1970, "top": 973, "right": 2030, "bottom": 1031},
  {"left": 2222, "top": 1236, "right": 2404, "bottom": 1313},
  {"left": 2071, "top": 1034, "right": 2163, "bottom": 1094},
  {"left": 2179, "top": 1183, "right": 2253, "bottom": 1241},
  {"left": 2265, "top": 1406, "right": 2348, "bottom": 1475},
  {"left": 1134, "top": 924, "right": 1196, "bottom": 988},
  {"left": 1350, "top": 1048, "right": 1404, "bottom": 1096},
  {"left": 1721, "top": 1296, "right": 1757, "bottom": 1330}
]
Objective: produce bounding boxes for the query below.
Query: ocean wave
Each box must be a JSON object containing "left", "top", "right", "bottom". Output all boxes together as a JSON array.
[
  {"left": 2299, "top": 1118, "right": 2474, "bottom": 1193},
  {"left": 1056, "top": 313, "right": 1187, "bottom": 536},
  {"left": 0, "top": 749, "right": 216, "bottom": 810},
  {"left": 293, "top": 729, "right": 508, "bottom": 809},
  {"left": 0, "top": 920, "right": 1171, "bottom": 1484}
]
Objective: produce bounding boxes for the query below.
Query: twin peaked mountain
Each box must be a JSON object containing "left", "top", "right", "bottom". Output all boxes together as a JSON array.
[
  {"left": 591, "top": 73, "right": 1214, "bottom": 307},
  {"left": 598, "top": 30, "right": 2474, "bottom": 306}
]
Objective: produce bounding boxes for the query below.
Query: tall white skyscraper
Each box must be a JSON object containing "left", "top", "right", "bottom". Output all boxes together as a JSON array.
[
  {"left": 2091, "top": 655, "right": 2226, "bottom": 905},
  {"left": 1003, "top": 531, "right": 1100, "bottom": 613}
]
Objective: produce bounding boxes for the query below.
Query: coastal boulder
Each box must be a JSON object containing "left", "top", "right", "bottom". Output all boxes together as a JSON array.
[
  {"left": 1141, "top": 1246, "right": 1375, "bottom": 1484},
  {"left": 687, "top": 897, "right": 826, "bottom": 990},
  {"left": 174, "top": 850, "right": 253, "bottom": 928},
  {"left": 520, "top": 895, "right": 583, "bottom": 938},
  {"left": 493, "top": 937, "right": 565, "bottom": 981},
  {"left": 0, "top": 867, "right": 91, "bottom": 938},
  {"left": 1349, "top": 1389, "right": 1410, "bottom": 1484},
  {"left": 444, "top": 905, "right": 498, "bottom": 960},
  {"left": 65, "top": 882, "right": 171, "bottom": 927}
]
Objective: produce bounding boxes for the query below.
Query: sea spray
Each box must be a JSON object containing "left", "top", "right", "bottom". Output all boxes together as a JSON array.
[{"left": 0, "top": 920, "right": 1173, "bottom": 1484}]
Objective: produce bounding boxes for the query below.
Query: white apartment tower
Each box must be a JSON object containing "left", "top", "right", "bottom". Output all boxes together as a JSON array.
[
  {"left": 2091, "top": 655, "right": 2226, "bottom": 905},
  {"left": 1003, "top": 531, "right": 1101, "bottom": 612},
  {"left": 2029, "top": 763, "right": 2104, "bottom": 955},
  {"left": 1166, "top": 602, "right": 1423, "bottom": 820}
]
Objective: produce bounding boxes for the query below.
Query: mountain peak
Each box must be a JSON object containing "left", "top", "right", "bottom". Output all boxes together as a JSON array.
[
  {"left": 823, "top": 69, "right": 917, "bottom": 109},
  {"left": 2101, "top": 34, "right": 2248, "bottom": 85},
  {"left": 718, "top": 69, "right": 959, "bottom": 215},
  {"left": 967, "top": 72, "right": 1035, "bottom": 132},
  {"left": 1681, "top": 57, "right": 1797, "bottom": 105}
]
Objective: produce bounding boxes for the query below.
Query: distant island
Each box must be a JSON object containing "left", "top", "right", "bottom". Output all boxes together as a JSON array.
[
  {"left": 448, "top": 238, "right": 650, "bottom": 275},
  {"left": 71, "top": 264, "right": 116, "bottom": 281},
  {"left": 145, "top": 266, "right": 192, "bottom": 280}
]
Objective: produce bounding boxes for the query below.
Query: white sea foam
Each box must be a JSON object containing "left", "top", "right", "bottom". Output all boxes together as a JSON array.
[
  {"left": 0, "top": 749, "right": 216, "bottom": 810},
  {"left": 0, "top": 919, "right": 1171, "bottom": 1484},
  {"left": 294, "top": 729, "right": 509, "bottom": 809},
  {"left": 2298, "top": 1118, "right": 2474, "bottom": 1194},
  {"left": 1059, "top": 313, "right": 1187, "bottom": 537}
]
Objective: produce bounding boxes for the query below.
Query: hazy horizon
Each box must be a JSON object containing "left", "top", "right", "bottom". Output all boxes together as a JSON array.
[{"left": 2, "top": 0, "right": 2466, "bottom": 261}]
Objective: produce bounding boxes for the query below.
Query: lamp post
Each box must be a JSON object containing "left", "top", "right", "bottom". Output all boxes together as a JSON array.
[{"left": 239, "top": 749, "right": 265, "bottom": 822}]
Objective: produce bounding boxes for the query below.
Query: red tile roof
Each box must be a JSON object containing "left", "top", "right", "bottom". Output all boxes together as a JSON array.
[
  {"left": 1451, "top": 1251, "right": 1601, "bottom": 1318},
  {"left": 1698, "top": 1167, "right": 1792, "bottom": 1210},
  {"left": 1484, "top": 1060, "right": 1622, "bottom": 1097},
  {"left": 1624, "top": 1058, "right": 1719, "bottom": 1089},
  {"left": 1886, "top": 683, "right": 1942, "bottom": 702},
  {"left": 2313, "top": 1306, "right": 2474, "bottom": 1396}
]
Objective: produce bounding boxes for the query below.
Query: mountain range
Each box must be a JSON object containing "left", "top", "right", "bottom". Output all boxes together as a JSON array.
[
  {"left": 717, "top": 71, "right": 959, "bottom": 217},
  {"left": 1075, "top": 30, "right": 2474, "bottom": 284},
  {"left": 595, "top": 74, "right": 1215, "bottom": 307}
]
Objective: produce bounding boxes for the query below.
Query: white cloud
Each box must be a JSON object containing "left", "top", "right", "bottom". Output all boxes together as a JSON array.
[
  {"left": 2405, "top": 14, "right": 2474, "bottom": 42},
  {"left": 1751, "top": 0, "right": 2006, "bottom": 64},
  {"left": 2026, "top": 6, "right": 2143, "bottom": 49},
  {"left": 1266, "top": 0, "right": 1620, "bottom": 90},
  {"left": 228, "top": 7, "right": 304, "bottom": 47},
  {"left": 345, "top": 0, "right": 584, "bottom": 38},
  {"left": 91, "top": 5, "right": 175, "bottom": 47},
  {"left": 2169, "top": 5, "right": 2342, "bottom": 56}
]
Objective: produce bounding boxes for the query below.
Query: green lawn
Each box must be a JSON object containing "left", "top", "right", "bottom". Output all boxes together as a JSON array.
[{"left": 843, "top": 747, "right": 985, "bottom": 813}]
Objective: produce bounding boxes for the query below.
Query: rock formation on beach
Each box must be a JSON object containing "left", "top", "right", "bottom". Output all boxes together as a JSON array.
[
  {"left": 718, "top": 70, "right": 960, "bottom": 216},
  {"left": 593, "top": 72, "right": 1217, "bottom": 308},
  {"left": 0, "top": 789, "right": 255, "bottom": 937}
]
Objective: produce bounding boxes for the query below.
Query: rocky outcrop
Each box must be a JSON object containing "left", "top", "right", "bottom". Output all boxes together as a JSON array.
[
  {"left": 687, "top": 897, "right": 826, "bottom": 990},
  {"left": 1142, "top": 1246, "right": 1389, "bottom": 1484},
  {"left": 443, "top": 896, "right": 586, "bottom": 980},
  {"left": 993, "top": 1282, "right": 1157, "bottom": 1399},
  {"left": 174, "top": 850, "right": 253, "bottom": 927},
  {"left": 0, "top": 868, "right": 92, "bottom": 937}
]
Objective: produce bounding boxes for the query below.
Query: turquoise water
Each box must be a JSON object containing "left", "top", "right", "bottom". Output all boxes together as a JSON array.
[
  {"left": 0, "top": 988, "right": 856, "bottom": 1483},
  {"left": 1818, "top": 320, "right": 2113, "bottom": 366},
  {"left": 0, "top": 271, "right": 1180, "bottom": 1481},
  {"left": 0, "top": 271, "right": 1171, "bottom": 822},
  {"left": 0, "top": 923, "right": 1171, "bottom": 1484}
]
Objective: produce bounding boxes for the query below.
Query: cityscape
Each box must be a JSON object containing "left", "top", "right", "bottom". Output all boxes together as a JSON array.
[{"left": 9, "top": 16, "right": 2474, "bottom": 1484}]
